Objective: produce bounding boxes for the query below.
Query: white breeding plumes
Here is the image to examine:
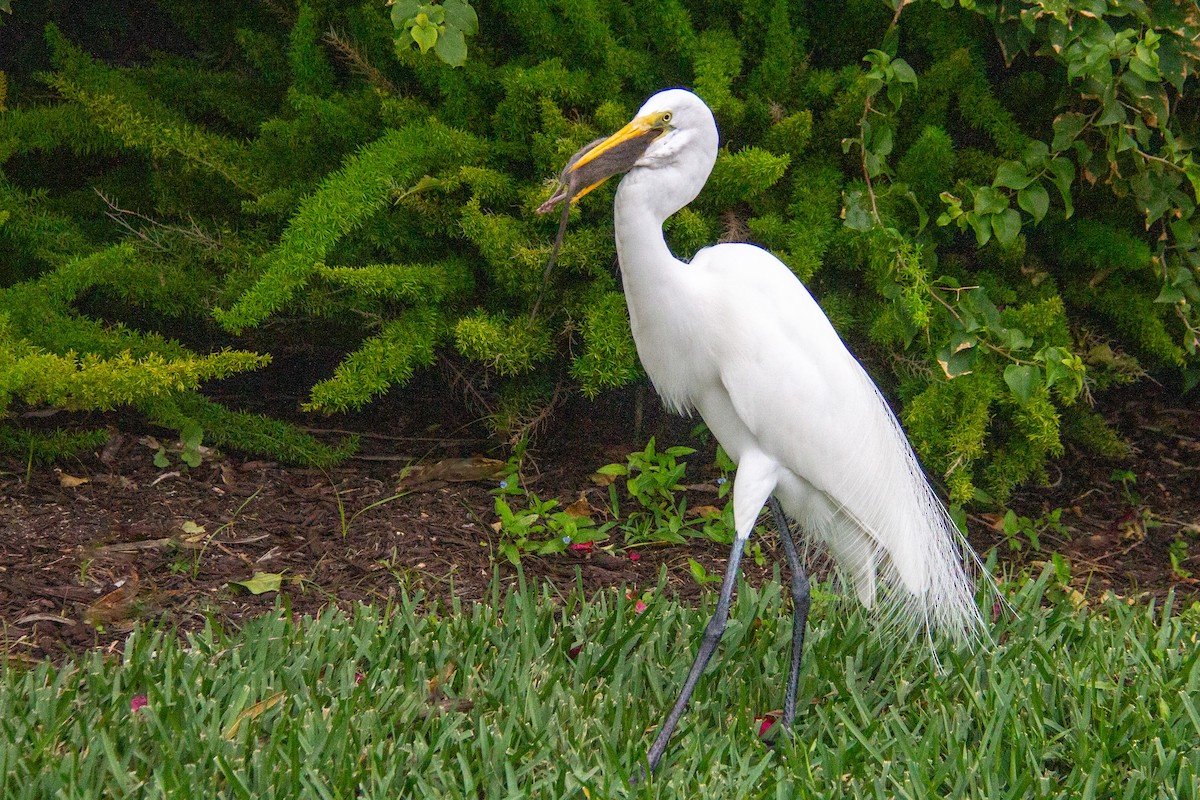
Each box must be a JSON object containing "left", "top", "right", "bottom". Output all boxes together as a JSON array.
[{"left": 540, "top": 87, "right": 988, "bottom": 777}]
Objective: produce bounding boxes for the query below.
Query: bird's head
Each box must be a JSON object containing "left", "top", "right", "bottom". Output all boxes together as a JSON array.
[{"left": 537, "top": 89, "right": 718, "bottom": 216}]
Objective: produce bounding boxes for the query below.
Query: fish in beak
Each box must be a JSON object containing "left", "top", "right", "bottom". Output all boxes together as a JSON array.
[{"left": 536, "top": 116, "right": 665, "bottom": 215}]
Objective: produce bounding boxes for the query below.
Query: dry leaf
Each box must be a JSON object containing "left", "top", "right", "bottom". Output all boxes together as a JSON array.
[
  {"left": 224, "top": 691, "right": 286, "bottom": 739},
  {"left": 84, "top": 573, "right": 140, "bottom": 627},
  {"left": 58, "top": 472, "right": 89, "bottom": 488},
  {"left": 563, "top": 496, "right": 596, "bottom": 519},
  {"left": 399, "top": 456, "right": 507, "bottom": 487},
  {"left": 688, "top": 505, "right": 723, "bottom": 519}
]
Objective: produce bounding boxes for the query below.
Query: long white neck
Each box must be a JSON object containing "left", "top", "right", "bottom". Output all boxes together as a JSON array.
[{"left": 613, "top": 169, "right": 680, "bottom": 294}]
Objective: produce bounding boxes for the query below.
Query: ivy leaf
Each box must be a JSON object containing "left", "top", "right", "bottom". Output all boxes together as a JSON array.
[
  {"left": 937, "top": 334, "right": 976, "bottom": 378},
  {"left": 997, "top": 325, "right": 1032, "bottom": 351},
  {"left": 1155, "top": 282, "right": 1186, "bottom": 304},
  {"left": 991, "top": 208, "right": 1022, "bottom": 246},
  {"left": 410, "top": 17, "right": 439, "bottom": 53},
  {"left": 890, "top": 57, "right": 917, "bottom": 84},
  {"left": 994, "top": 161, "right": 1033, "bottom": 190},
  {"left": 1051, "top": 112, "right": 1088, "bottom": 152},
  {"left": 1047, "top": 158, "right": 1075, "bottom": 218},
  {"left": 443, "top": 0, "right": 479, "bottom": 35},
  {"left": 1003, "top": 364, "right": 1040, "bottom": 405},
  {"left": 973, "top": 185, "right": 1009, "bottom": 216},
  {"left": 390, "top": 0, "right": 421, "bottom": 27},
  {"left": 1017, "top": 183, "right": 1050, "bottom": 223},
  {"left": 968, "top": 211, "right": 992, "bottom": 246},
  {"left": 1097, "top": 83, "right": 1126, "bottom": 126},
  {"left": 434, "top": 25, "right": 467, "bottom": 66},
  {"left": 842, "top": 189, "right": 875, "bottom": 231}
]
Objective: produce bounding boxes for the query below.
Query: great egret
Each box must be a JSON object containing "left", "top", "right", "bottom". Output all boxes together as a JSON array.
[{"left": 538, "top": 89, "right": 985, "bottom": 775}]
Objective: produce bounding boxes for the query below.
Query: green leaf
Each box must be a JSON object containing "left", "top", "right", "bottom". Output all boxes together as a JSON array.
[
  {"left": 442, "top": 0, "right": 479, "bottom": 35},
  {"left": 233, "top": 572, "right": 283, "bottom": 595},
  {"left": 842, "top": 189, "right": 875, "bottom": 232},
  {"left": 890, "top": 58, "right": 917, "bottom": 84},
  {"left": 1017, "top": 183, "right": 1050, "bottom": 223},
  {"left": 937, "top": 336, "right": 976, "bottom": 378},
  {"left": 410, "top": 18, "right": 438, "bottom": 53},
  {"left": 1051, "top": 113, "right": 1088, "bottom": 152},
  {"left": 973, "top": 185, "right": 1009, "bottom": 216},
  {"left": 1047, "top": 158, "right": 1075, "bottom": 218},
  {"left": 992, "top": 208, "right": 1022, "bottom": 245},
  {"left": 390, "top": 0, "right": 421, "bottom": 28},
  {"left": 434, "top": 25, "right": 467, "bottom": 67},
  {"left": 1155, "top": 283, "right": 1185, "bottom": 304},
  {"left": 995, "top": 161, "right": 1033, "bottom": 190},
  {"left": 153, "top": 448, "right": 170, "bottom": 469},
  {"left": 967, "top": 212, "right": 992, "bottom": 246},
  {"left": 1003, "top": 364, "right": 1040, "bottom": 405},
  {"left": 1097, "top": 83, "right": 1126, "bottom": 126},
  {"left": 997, "top": 325, "right": 1033, "bottom": 351}
]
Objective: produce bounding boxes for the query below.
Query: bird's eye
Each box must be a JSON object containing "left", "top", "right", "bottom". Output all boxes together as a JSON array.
[{"left": 660, "top": 111, "right": 673, "bottom": 124}]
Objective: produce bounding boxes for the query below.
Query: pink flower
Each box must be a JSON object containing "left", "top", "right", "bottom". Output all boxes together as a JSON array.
[
  {"left": 628, "top": 551, "right": 641, "bottom": 562},
  {"left": 635, "top": 600, "right": 648, "bottom": 614},
  {"left": 355, "top": 672, "right": 365, "bottom": 684},
  {"left": 756, "top": 714, "right": 778, "bottom": 738},
  {"left": 569, "top": 541, "right": 594, "bottom": 553},
  {"left": 130, "top": 695, "right": 148, "bottom": 713}
]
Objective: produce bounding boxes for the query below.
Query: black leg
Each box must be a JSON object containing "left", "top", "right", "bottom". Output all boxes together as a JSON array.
[
  {"left": 640, "top": 532, "right": 748, "bottom": 776},
  {"left": 768, "top": 497, "right": 810, "bottom": 730}
]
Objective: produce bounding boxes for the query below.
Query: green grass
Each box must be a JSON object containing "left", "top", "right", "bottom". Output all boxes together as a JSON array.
[{"left": 3, "top": 569, "right": 1198, "bottom": 799}]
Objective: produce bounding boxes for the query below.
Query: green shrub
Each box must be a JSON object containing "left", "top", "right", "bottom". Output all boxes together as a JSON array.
[{"left": 0, "top": 0, "right": 1196, "bottom": 501}]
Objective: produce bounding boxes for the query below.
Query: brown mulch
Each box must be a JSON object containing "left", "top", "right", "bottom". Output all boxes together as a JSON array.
[{"left": 2, "top": 386, "right": 1198, "bottom": 662}]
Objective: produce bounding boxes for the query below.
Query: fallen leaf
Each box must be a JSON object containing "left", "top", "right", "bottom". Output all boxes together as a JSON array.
[
  {"left": 563, "top": 496, "right": 596, "bottom": 519},
  {"left": 181, "top": 520, "right": 206, "bottom": 535},
  {"left": 58, "top": 472, "right": 89, "bottom": 488},
  {"left": 224, "top": 692, "right": 286, "bottom": 739},
  {"left": 688, "top": 505, "right": 723, "bottom": 519},
  {"left": 99, "top": 429, "right": 124, "bottom": 465},
  {"left": 589, "top": 471, "right": 618, "bottom": 487},
  {"left": 232, "top": 572, "right": 283, "bottom": 595},
  {"left": 85, "top": 573, "right": 140, "bottom": 627},
  {"left": 980, "top": 512, "right": 1005, "bottom": 531},
  {"left": 399, "top": 457, "right": 507, "bottom": 487}
]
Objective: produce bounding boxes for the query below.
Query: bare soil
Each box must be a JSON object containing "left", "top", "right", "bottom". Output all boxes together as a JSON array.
[{"left": 2, "top": 385, "right": 1198, "bottom": 663}]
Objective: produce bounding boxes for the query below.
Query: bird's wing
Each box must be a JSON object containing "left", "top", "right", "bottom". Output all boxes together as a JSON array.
[
  {"left": 689, "top": 244, "right": 981, "bottom": 639},
  {"left": 689, "top": 243, "right": 874, "bottom": 491}
]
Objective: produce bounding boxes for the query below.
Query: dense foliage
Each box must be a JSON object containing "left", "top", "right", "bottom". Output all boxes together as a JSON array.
[{"left": 1, "top": 0, "right": 1197, "bottom": 501}]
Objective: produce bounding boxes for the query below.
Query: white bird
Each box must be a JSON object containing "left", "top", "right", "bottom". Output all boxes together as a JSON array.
[{"left": 538, "top": 88, "right": 985, "bottom": 776}]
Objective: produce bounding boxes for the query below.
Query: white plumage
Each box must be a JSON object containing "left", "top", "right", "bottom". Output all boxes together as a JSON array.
[{"left": 541, "top": 87, "right": 985, "bottom": 774}]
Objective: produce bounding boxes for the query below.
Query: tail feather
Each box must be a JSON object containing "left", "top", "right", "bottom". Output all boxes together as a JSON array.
[{"left": 796, "top": 366, "right": 989, "bottom": 648}]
